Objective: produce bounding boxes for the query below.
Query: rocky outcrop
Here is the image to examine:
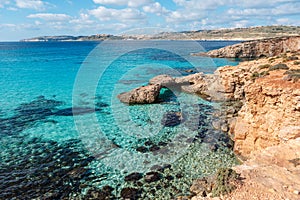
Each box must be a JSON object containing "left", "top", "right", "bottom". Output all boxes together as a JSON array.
[
  {"left": 233, "top": 67, "right": 300, "bottom": 157},
  {"left": 117, "top": 84, "right": 161, "bottom": 104},
  {"left": 149, "top": 74, "right": 176, "bottom": 87},
  {"left": 118, "top": 48, "right": 300, "bottom": 199},
  {"left": 194, "top": 36, "right": 300, "bottom": 58},
  {"left": 188, "top": 138, "right": 300, "bottom": 200},
  {"left": 176, "top": 52, "right": 300, "bottom": 200},
  {"left": 231, "top": 138, "right": 300, "bottom": 200}
]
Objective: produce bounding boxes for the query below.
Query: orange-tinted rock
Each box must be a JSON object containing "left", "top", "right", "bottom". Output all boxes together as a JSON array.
[{"left": 232, "top": 70, "right": 300, "bottom": 157}]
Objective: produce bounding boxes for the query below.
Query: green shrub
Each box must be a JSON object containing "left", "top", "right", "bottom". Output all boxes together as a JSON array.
[
  {"left": 269, "top": 63, "right": 289, "bottom": 71},
  {"left": 211, "top": 168, "right": 240, "bottom": 197},
  {"left": 284, "top": 69, "right": 300, "bottom": 82},
  {"left": 258, "top": 64, "right": 271, "bottom": 69},
  {"left": 293, "top": 61, "right": 300, "bottom": 65},
  {"left": 251, "top": 72, "right": 260, "bottom": 80},
  {"left": 284, "top": 69, "right": 300, "bottom": 74},
  {"left": 251, "top": 71, "right": 270, "bottom": 80},
  {"left": 287, "top": 56, "right": 298, "bottom": 61},
  {"left": 280, "top": 53, "right": 287, "bottom": 58},
  {"left": 260, "top": 71, "right": 270, "bottom": 76},
  {"left": 268, "top": 58, "right": 276, "bottom": 62}
]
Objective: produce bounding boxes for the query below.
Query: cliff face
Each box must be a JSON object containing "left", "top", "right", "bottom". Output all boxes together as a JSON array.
[
  {"left": 203, "top": 36, "right": 300, "bottom": 58},
  {"left": 186, "top": 52, "right": 300, "bottom": 200},
  {"left": 233, "top": 68, "right": 300, "bottom": 157},
  {"left": 208, "top": 52, "right": 300, "bottom": 158}
]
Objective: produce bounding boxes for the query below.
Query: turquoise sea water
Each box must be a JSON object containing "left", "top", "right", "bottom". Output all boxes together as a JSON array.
[{"left": 0, "top": 40, "right": 240, "bottom": 199}]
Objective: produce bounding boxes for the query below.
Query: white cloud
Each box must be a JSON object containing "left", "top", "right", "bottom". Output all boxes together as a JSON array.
[
  {"left": 15, "top": 0, "right": 47, "bottom": 10},
  {"left": 143, "top": 2, "right": 169, "bottom": 15},
  {"left": 227, "top": 2, "right": 300, "bottom": 17},
  {"left": 0, "top": 23, "right": 16, "bottom": 28},
  {"left": 166, "top": 10, "right": 205, "bottom": 23},
  {"left": 70, "top": 13, "right": 94, "bottom": 25},
  {"left": 173, "top": 0, "right": 225, "bottom": 10},
  {"left": 93, "top": 0, "right": 152, "bottom": 7},
  {"left": 272, "top": 2, "right": 300, "bottom": 15},
  {"left": 235, "top": 0, "right": 300, "bottom": 8},
  {"left": 89, "top": 6, "right": 146, "bottom": 22},
  {"left": 275, "top": 18, "right": 300, "bottom": 26},
  {"left": 166, "top": 0, "right": 226, "bottom": 24},
  {"left": 27, "top": 13, "right": 71, "bottom": 21},
  {"left": 0, "top": 0, "right": 9, "bottom": 8}
]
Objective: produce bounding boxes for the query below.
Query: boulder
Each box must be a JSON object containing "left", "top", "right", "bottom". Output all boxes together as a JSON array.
[
  {"left": 161, "top": 111, "right": 183, "bottom": 127},
  {"left": 117, "top": 84, "right": 161, "bottom": 104},
  {"left": 144, "top": 171, "right": 161, "bottom": 183},
  {"left": 149, "top": 74, "right": 176, "bottom": 87}
]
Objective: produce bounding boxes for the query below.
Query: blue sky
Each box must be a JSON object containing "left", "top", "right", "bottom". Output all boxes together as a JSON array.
[{"left": 0, "top": 0, "right": 299, "bottom": 41}]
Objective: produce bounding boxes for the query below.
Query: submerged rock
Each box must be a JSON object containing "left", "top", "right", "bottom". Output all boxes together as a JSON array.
[
  {"left": 161, "top": 111, "right": 183, "bottom": 127},
  {"left": 144, "top": 171, "right": 161, "bottom": 183},
  {"left": 117, "top": 84, "right": 161, "bottom": 104},
  {"left": 125, "top": 172, "right": 143, "bottom": 182},
  {"left": 120, "top": 187, "right": 141, "bottom": 199}
]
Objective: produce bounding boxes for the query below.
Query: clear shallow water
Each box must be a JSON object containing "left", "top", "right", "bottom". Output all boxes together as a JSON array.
[{"left": 0, "top": 40, "right": 240, "bottom": 199}]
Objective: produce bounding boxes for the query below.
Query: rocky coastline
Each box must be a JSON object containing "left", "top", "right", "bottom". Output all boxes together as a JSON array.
[
  {"left": 118, "top": 36, "right": 300, "bottom": 199},
  {"left": 192, "top": 36, "right": 300, "bottom": 59},
  {"left": 22, "top": 26, "right": 300, "bottom": 42}
]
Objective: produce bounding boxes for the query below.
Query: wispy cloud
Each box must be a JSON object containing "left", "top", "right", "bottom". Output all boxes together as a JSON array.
[
  {"left": 89, "top": 6, "right": 146, "bottom": 22},
  {"left": 15, "top": 0, "right": 48, "bottom": 10},
  {"left": 27, "top": 13, "right": 71, "bottom": 21},
  {"left": 93, "top": 0, "right": 152, "bottom": 7}
]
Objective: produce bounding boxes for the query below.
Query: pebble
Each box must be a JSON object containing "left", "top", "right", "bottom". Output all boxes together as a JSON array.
[{"left": 293, "top": 190, "right": 300, "bottom": 195}]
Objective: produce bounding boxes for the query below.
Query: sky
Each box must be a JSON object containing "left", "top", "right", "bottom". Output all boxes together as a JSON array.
[{"left": 0, "top": 0, "right": 299, "bottom": 41}]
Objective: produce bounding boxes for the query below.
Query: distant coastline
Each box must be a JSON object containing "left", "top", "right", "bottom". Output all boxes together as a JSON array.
[{"left": 21, "top": 25, "right": 300, "bottom": 42}]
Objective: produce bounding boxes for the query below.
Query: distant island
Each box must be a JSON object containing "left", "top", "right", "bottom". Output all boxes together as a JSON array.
[{"left": 21, "top": 25, "right": 300, "bottom": 42}]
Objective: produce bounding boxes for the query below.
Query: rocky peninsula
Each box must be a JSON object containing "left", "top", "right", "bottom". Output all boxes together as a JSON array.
[
  {"left": 22, "top": 26, "right": 300, "bottom": 42},
  {"left": 118, "top": 36, "right": 300, "bottom": 199}
]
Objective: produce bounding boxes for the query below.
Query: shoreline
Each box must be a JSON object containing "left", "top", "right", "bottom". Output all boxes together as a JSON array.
[{"left": 117, "top": 36, "right": 300, "bottom": 199}]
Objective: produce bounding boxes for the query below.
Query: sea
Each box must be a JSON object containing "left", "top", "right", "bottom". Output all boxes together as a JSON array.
[{"left": 0, "top": 40, "right": 240, "bottom": 199}]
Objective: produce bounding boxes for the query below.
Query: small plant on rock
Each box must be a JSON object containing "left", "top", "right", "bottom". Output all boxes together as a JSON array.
[
  {"left": 211, "top": 168, "right": 241, "bottom": 197},
  {"left": 293, "top": 61, "right": 300, "bottom": 65},
  {"left": 258, "top": 64, "right": 271, "bottom": 69},
  {"left": 284, "top": 69, "right": 300, "bottom": 82},
  {"left": 269, "top": 63, "right": 289, "bottom": 71}
]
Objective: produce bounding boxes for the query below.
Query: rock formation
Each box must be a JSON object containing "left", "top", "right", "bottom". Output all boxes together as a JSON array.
[
  {"left": 232, "top": 61, "right": 300, "bottom": 157},
  {"left": 193, "top": 36, "right": 300, "bottom": 58},
  {"left": 119, "top": 49, "right": 300, "bottom": 199},
  {"left": 117, "top": 84, "right": 161, "bottom": 104}
]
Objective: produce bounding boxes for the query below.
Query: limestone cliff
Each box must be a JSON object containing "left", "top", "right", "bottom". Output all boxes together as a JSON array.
[
  {"left": 195, "top": 36, "right": 300, "bottom": 58},
  {"left": 182, "top": 52, "right": 300, "bottom": 200},
  {"left": 230, "top": 56, "right": 300, "bottom": 158},
  {"left": 119, "top": 50, "right": 300, "bottom": 199}
]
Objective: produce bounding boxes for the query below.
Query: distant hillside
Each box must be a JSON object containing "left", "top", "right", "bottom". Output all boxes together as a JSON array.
[{"left": 21, "top": 26, "right": 300, "bottom": 42}]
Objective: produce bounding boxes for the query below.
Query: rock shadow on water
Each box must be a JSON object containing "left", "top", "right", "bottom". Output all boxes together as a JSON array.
[
  {"left": 53, "top": 107, "right": 101, "bottom": 116},
  {"left": 0, "top": 96, "right": 106, "bottom": 136}
]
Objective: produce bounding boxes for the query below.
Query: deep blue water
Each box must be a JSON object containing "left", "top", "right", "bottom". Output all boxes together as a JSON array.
[{"left": 0, "top": 40, "right": 240, "bottom": 199}]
